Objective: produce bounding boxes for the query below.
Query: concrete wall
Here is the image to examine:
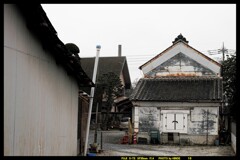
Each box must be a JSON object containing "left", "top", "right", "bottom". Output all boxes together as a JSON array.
[{"left": 4, "top": 5, "right": 79, "bottom": 155}]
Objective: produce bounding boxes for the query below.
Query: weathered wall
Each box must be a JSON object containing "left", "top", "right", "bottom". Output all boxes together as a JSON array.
[
  {"left": 133, "top": 103, "right": 219, "bottom": 145},
  {"left": 78, "top": 96, "right": 89, "bottom": 156},
  {"left": 138, "top": 107, "right": 160, "bottom": 132},
  {"left": 141, "top": 43, "right": 221, "bottom": 76},
  {"left": 147, "top": 53, "right": 215, "bottom": 77},
  {"left": 160, "top": 133, "right": 218, "bottom": 145},
  {"left": 4, "top": 5, "right": 79, "bottom": 155},
  {"left": 188, "top": 107, "right": 218, "bottom": 135}
]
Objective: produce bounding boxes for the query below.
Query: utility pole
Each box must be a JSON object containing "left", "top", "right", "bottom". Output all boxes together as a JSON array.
[
  {"left": 220, "top": 43, "right": 228, "bottom": 79},
  {"left": 208, "top": 42, "right": 235, "bottom": 66},
  {"left": 219, "top": 42, "right": 227, "bottom": 62},
  {"left": 207, "top": 42, "right": 225, "bottom": 77},
  {"left": 84, "top": 45, "right": 101, "bottom": 156},
  {"left": 207, "top": 43, "right": 235, "bottom": 140}
]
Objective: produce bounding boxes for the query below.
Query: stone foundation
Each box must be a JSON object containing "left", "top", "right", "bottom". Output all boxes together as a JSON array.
[
  {"left": 160, "top": 133, "right": 218, "bottom": 145},
  {"left": 136, "top": 131, "right": 218, "bottom": 145},
  {"left": 136, "top": 132, "right": 150, "bottom": 144}
]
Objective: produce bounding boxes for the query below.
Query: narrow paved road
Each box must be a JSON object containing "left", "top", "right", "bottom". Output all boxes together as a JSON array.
[
  {"left": 97, "top": 143, "right": 235, "bottom": 156},
  {"left": 88, "top": 130, "right": 235, "bottom": 156}
]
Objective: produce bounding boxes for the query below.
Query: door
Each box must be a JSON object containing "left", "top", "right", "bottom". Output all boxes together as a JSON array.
[
  {"left": 166, "top": 114, "right": 175, "bottom": 130},
  {"left": 176, "top": 114, "right": 184, "bottom": 130},
  {"left": 163, "top": 112, "right": 187, "bottom": 133}
]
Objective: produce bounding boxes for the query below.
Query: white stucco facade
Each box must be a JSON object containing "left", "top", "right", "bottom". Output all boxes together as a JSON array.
[
  {"left": 132, "top": 35, "right": 222, "bottom": 145},
  {"left": 141, "top": 43, "right": 221, "bottom": 77},
  {"left": 132, "top": 101, "right": 220, "bottom": 145}
]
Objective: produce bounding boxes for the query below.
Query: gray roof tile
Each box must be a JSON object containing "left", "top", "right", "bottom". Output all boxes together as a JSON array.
[
  {"left": 81, "top": 57, "right": 131, "bottom": 88},
  {"left": 130, "top": 77, "right": 222, "bottom": 102}
]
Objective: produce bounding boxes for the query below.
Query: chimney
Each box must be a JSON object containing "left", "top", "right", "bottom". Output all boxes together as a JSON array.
[{"left": 118, "top": 45, "right": 122, "bottom": 57}]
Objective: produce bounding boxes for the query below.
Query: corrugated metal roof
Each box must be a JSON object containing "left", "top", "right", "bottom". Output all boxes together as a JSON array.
[{"left": 130, "top": 77, "right": 222, "bottom": 102}]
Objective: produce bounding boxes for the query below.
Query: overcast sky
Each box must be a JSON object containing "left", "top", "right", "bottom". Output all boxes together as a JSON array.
[{"left": 41, "top": 4, "right": 236, "bottom": 82}]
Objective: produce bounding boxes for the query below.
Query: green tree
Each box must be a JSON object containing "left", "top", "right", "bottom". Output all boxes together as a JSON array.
[
  {"left": 97, "top": 72, "right": 123, "bottom": 129},
  {"left": 222, "top": 54, "right": 236, "bottom": 121}
]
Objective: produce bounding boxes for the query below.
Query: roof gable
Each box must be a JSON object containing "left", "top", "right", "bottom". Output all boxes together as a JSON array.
[
  {"left": 140, "top": 40, "right": 221, "bottom": 77},
  {"left": 146, "top": 52, "right": 216, "bottom": 77}
]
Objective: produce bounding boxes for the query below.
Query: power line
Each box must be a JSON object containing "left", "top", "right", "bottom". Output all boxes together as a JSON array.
[
  {"left": 207, "top": 43, "right": 236, "bottom": 62},
  {"left": 126, "top": 54, "right": 156, "bottom": 57},
  {"left": 127, "top": 57, "right": 153, "bottom": 60}
]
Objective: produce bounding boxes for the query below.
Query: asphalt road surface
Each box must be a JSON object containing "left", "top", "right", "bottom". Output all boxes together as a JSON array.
[{"left": 88, "top": 130, "right": 235, "bottom": 156}]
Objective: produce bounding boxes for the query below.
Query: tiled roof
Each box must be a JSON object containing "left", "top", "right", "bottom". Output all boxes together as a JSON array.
[
  {"left": 81, "top": 57, "right": 131, "bottom": 89},
  {"left": 130, "top": 77, "right": 222, "bottom": 102},
  {"left": 17, "top": 4, "right": 94, "bottom": 87}
]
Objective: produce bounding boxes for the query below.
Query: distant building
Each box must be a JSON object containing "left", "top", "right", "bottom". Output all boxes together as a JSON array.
[
  {"left": 131, "top": 34, "right": 222, "bottom": 145},
  {"left": 81, "top": 55, "right": 132, "bottom": 129}
]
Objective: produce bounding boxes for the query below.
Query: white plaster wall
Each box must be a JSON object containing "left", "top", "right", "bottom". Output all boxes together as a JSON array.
[
  {"left": 4, "top": 4, "right": 79, "bottom": 156},
  {"left": 142, "top": 44, "right": 181, "bottom": 75},
  {"left": 188, "top": 107, "right": 218, "bottom": 135},
  {"left": 139, "top": 107, "right": 160, "bottom": 132},
  {"left": 133, "top": 101, "right": 219, "bottom": 137},
  {"left": 133, "top": 107, "right": 139, "bottom": 132},
  {"left": 179, "top": 44, "right": 220, "bottom": 74},
  {"left": 141, "top": 43, "right": 221, "bottom": 75}
]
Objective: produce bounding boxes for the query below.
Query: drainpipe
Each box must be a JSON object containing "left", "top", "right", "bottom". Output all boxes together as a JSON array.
[{"left": 84, "top": 45, "right": 101, "bottom": 156}]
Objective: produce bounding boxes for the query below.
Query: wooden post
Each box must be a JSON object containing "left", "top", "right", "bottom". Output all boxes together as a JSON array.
[
  {"left": 128, "top": 118, "right": 133, "bottom": 144},
  {"left": 206, "top": 109, "right": 209, "bottom": 145}
]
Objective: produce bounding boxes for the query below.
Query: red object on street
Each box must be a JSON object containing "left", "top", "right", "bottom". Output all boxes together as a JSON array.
[{"left": 121, "top": 135, "right": 129, "bottom": 144}]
